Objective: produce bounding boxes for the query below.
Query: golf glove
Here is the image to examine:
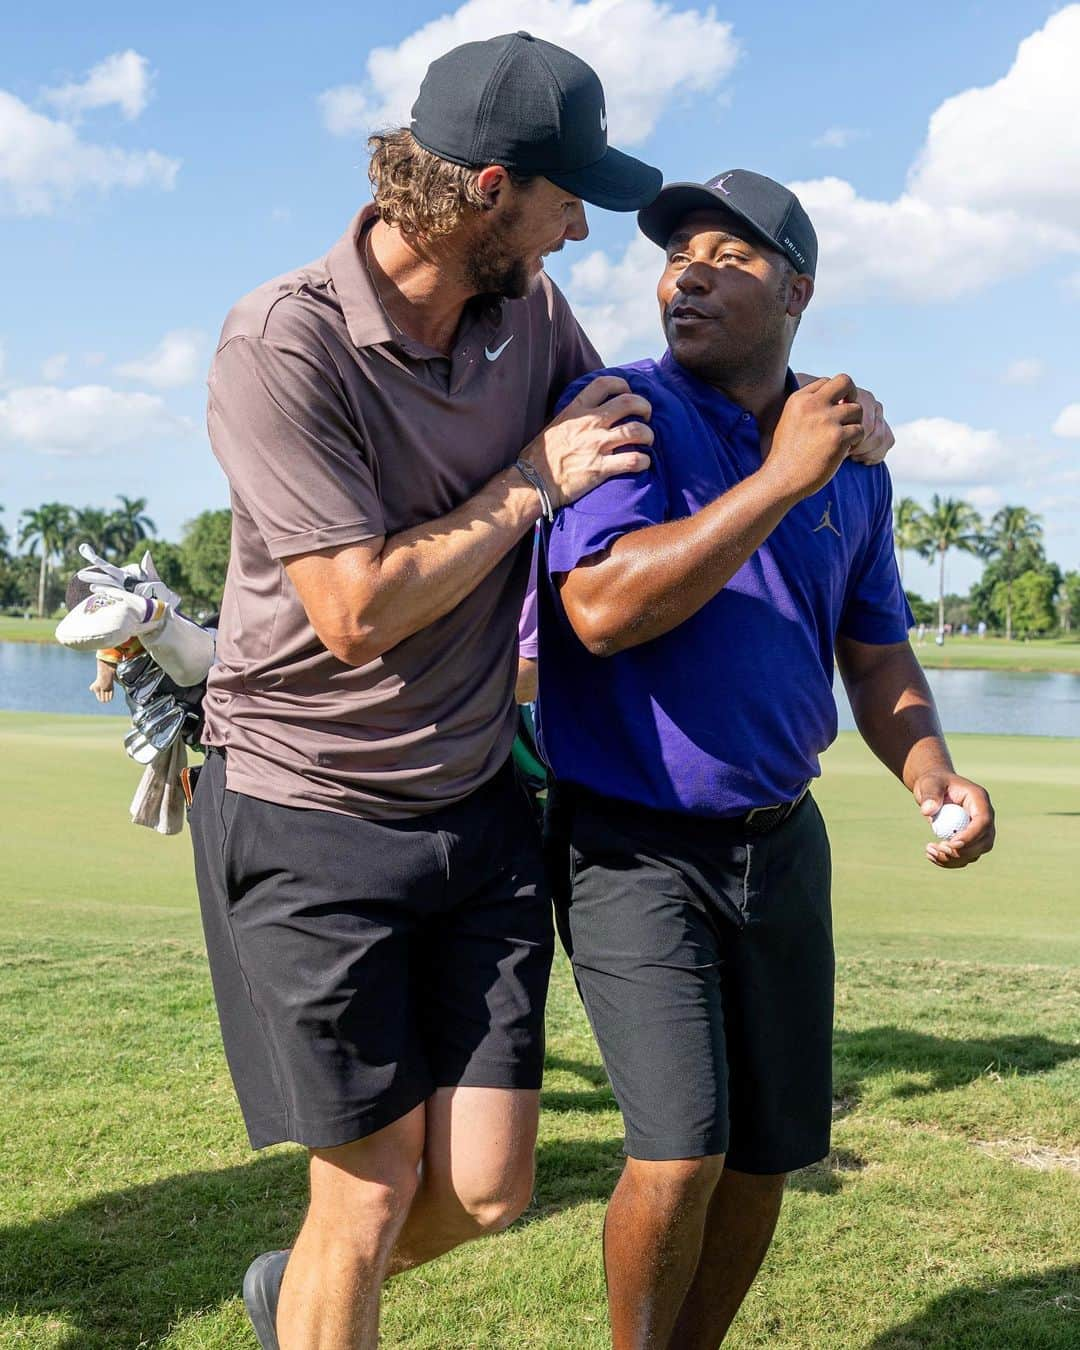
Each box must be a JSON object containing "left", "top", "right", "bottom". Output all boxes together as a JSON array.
[{"left": 76, "top": 543, "right": 182, "bottom": 610}]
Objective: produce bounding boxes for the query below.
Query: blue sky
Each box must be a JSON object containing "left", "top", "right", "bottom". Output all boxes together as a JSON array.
[{"left": 2, "top": 0, "right": 1077, "bottom": 601}]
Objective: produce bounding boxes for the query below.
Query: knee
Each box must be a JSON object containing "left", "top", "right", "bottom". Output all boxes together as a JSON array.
[
  {"left": 309, "top": 1149, "right": 422, "bottom": 1241},
  {"left": 438, "top": 1158, "right": 536, "bottom": 1238},
  {"left": 626, "top": 1154, "right": 726, "bottom": 1204}
]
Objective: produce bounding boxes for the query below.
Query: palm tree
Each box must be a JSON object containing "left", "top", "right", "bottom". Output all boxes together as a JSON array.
[
  {"left": 892, "top": 496, "right": 925, "bottom": 584},
  {"left": 18, "top": 502, "right": 73, "bottom": 616},
  {"left": 980, "top": 505, "right": 1043, "bottom": 640},
  {"left": 915, "top": 495, "right": 984, "bottom": 635},
  {"left": 72, "top": 506, "right": 118, "bottom": 560},
  {"left": 111, "top": 495, "right": 157, "bottom": 559}
]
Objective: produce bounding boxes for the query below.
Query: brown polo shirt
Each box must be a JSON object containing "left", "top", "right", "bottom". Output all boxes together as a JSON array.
[{"left": 203, "top": 206, "right": 600, "bottom": 818}]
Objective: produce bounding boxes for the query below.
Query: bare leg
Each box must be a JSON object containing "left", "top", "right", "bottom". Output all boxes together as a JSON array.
[
  {"left": 387, "top": 1086, "right": 539, "bottom": 1274},
  {"left": 667, "top": 1168, "right": 787, "bottom": 1350},
  {"left": 605, "top": 1155, "right": 725, "bottom": 1350},
  {"left": 275, "top": 1105, "right": 425, "bottom": 1350}
]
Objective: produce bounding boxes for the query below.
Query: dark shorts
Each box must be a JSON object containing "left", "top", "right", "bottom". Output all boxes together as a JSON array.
[
  {"left": 554, "top": 786, "right": 834, "bottom": 1173},
  {"left": 190, "top": 751, "right": 553, "bottom": 1150}
]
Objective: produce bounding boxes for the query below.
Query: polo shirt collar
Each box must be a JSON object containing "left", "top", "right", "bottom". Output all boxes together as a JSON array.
[
  {"left": 659, "top": 350, "right": 800, "bottom": 435},
  {"left": 328, "top": 205, "right": 507, "bottom": 356}
]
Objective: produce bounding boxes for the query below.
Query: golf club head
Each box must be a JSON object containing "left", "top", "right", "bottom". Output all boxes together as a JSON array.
[
  {"left": 116, "top": 652, "right": 154, "bottom": 689},
  {"left": 124, "top": 695, "right": 187, "bottom": 762},
  {"left": 123, "top": 663, "right": 166, "bottom": 711}
]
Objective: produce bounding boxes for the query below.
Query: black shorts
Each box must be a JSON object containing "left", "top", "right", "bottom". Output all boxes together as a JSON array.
[
  {"left": 555, "top": 786, "right": 834, "bottom": 1173},
  {"left": 190, "top": 751, "right": 553, "bottom": 1150}
]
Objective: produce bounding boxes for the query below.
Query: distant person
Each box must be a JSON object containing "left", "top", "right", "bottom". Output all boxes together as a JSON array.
[
  {"left": 918, "top": 622, "right": 927, "bottom": 642},
  {"left": 534, "top": 171, "right": 997, "bottom": 1349},
  {"left": 189, "top": 32, "right": 662, "bottom": 1350},
  {"left": 961, "top": 622, "right": 969, "bottom": 637},
  {"left": 978, "top": 619, "right": 988, "bottom": 639}
]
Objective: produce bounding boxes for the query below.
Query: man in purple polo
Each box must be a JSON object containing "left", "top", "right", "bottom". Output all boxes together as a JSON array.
[{"left": 534, "top": 171, "right": 996, "bottom": 1348}]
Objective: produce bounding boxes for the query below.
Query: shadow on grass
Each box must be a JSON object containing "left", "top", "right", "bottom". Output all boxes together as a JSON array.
[
  {"left": 833, "top": 1027, "right": 1078, "bottom": 1103},
  {"left": 542, "top": 1053, "right": 617, "bottom": 1115},
  {"left": 868, "top": 1264, "right": 1080, "bottom": 1349},
  {"left": 0, "top": 1152, "right": 306, "bottom": 1349},
  {"left": 0, "top": 1137, "right": 626, "bottom": 1346}
]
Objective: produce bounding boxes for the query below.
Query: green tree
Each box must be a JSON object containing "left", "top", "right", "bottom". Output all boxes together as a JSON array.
[
  {"left": 180, "top": 509, "right": 232, "bottom": 615},
  {"left": 915, "top": 495, "right": 983, "bottom": 634},
  {"left": 993, "top": 569, "right": 1056, "bottom": 637},
  {"left": 110, "top": 495, "right": 157, "bottom": 559},
  {"left": 892, "top": 496, "right": 925, "bottom": 584},
  {"left": 980, "top": 505, "right": 1044, "bottom": 640},
  {"left": 70, "top": 506, "right": 119, "bottom": 564},
  {"left": 18, "top": 502, "right": 73, "bottom": 616},
  {"left": 1056, "top": 571, "right": 1080, "bottom": 633},
  {"left": 905, "top": 589, "right": 935, "bottom": 626}
]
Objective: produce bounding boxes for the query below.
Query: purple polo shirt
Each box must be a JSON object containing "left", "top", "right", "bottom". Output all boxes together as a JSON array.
[{"left": 534, "top": 352, "right": 914, "bottom": 818}]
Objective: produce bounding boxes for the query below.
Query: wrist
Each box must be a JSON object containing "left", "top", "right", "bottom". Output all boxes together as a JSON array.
[
  {"left": 500, "top": 466, "right": 544, "bottom": 529},
  {"left": 513, "top": 458, "right": 556, "bottom": 522},
  {"left": 754, "top": 458, "right": 805, "bottom": 511}
]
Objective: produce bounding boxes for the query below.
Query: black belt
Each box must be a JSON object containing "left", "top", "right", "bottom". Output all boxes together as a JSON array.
[
  {"left": 742, "top": 784, "right": 809, "bottom": 836},
  {"left": 557, "top": 781, "right": 810, "bottom": 838}
]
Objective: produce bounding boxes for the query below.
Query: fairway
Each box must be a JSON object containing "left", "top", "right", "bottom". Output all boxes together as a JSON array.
[{"left": 1, "top": 712, "right": 1077, "bottom": 1348}]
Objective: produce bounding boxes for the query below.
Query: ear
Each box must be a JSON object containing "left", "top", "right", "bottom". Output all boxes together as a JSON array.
[
  {"left": 787, "top": 273, "right": 814, "bottom": 318},
  {"left": 475, "top": 164, "right": 510, "bottom": 207}
]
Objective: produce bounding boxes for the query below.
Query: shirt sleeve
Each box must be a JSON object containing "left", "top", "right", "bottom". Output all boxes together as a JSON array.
[
  {"left": 838, "top": 467, "right": 916, "bottom": 644},
  {"left": 207, "top": 335, "right": 386, "bottom": 560},
  {"left": 545, "top": 371, "right": 669, "bottom": 575},
  {"left": 518, "top": 532, "right": 540, "bottom": 661}
]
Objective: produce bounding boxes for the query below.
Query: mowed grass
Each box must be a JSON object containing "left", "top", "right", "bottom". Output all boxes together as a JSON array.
[
  {"left": 913, "top": 635, "right": 1080, "bottom": 673},
  {"left": 0, "top": 711, "right": 1077, "bottom": 1349},
  {"left": 0, "top": 618, "right": 56, "bottom": 643}
]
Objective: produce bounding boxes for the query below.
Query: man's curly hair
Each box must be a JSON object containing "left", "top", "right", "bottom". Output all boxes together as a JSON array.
[{"left": 367, "top": 128, "right": 532, "bottom": 238}]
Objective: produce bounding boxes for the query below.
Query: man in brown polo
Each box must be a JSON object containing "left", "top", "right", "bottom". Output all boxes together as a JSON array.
[{"left": 189, "top": 32, "right": 661, "bottom": 1350}]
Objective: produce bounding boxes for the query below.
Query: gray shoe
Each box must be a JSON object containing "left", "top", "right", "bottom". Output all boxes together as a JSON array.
[{"left": 242, "top": 1250, "right": 289, "bottom": 1350}]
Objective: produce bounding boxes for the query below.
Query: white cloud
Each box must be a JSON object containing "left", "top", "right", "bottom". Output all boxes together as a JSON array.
[
  {"left": 812, "top": 127, "right": 863, "bottom": 150},
  {"left": 40, "top": 353, "right": 68, "bottom": 382},
  {"left": 1003, "top": 358, "right": 1044, "bottom": 385},
  {"left": 0, "top": 384, "right": 188, "bottom": 457},
  {"left": 1067, "top": 270, "right": 1080, "bottom": 296},
  {"left": 796, "top": 6, "right": 1080, "bottom": 303},
  {"left": 566, "top": 232, "right": 665, "bottom": 361},
  {"left": 319, "top": 0, "right": 739, "bottom": 144},
  {"left": 0, "top": 89, "right": 178, "bottom": 215},
  {"left": 42, "top": 51, "right": 153, "bottom": 122},
  {"left": 83, "top": 351, "right": 106, "bottom": 367},
  {"left": 1053, "top": 403, "right": 1080, "bottom": 438},
  {"left": 965, "top": 485, "right": 1004, "bottom": 514},
  {"left": 889, "top": 418, "right": 1012, "bottom": 485},
  {"left": 115, "top": 329, "right": 206, "bottom": 389},
  {"left": 791, "top": 176, "right": 1076, "bottom": 305}
]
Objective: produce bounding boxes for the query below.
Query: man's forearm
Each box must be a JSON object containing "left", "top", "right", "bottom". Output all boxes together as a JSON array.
[
  {"left": 560, "top": 467, "right": 797, "bottom": 656},
  {"left": 290, "top": 467, "right": 541, "bottom": 666},
  {"left": 838, "top": 642, "right": 953, "bottom": 788}
]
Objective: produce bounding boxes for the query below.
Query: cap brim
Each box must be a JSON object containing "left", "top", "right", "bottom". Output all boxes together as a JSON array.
[
  {"left": 637, "top": 183, "right": 783, "bottom": 258},
  {"left": 548, "top": 146, "right": 662, "bottom": 212}
]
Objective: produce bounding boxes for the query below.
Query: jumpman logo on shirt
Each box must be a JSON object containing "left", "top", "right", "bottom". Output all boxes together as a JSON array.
[{"left": 813, "top": 501, "right": 841, "bottom": 537}]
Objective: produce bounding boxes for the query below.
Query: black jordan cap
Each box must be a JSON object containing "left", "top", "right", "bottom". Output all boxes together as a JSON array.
[
  {"left": 638, "top": 169, "right": 818, "bottom": 277},
  {"left": 410, "top": 32, "right": 662, "bottom": 211}
]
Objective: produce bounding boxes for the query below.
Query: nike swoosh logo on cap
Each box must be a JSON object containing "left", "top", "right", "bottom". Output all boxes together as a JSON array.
[{"left": 485, "top": 336, "right": 515, "bottom": 361}]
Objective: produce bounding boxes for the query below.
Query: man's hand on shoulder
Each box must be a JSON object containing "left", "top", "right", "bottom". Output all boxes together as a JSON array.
[
  {"left": 795, "top": 374, "right": 893, "bottom": 466},
  {"left": 762, "top": 373, "right": 864, "bottom": 503},
  {"left": 913, "top": 771, "right": 996, "bottom": 869},
  {"left": 522, "top": 376, "right": 653, "bottom": 510}
]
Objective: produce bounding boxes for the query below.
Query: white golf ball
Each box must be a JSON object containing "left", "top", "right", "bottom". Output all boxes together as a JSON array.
[{"left": 931, "top": 804, "right": 970, "bottom": 840}]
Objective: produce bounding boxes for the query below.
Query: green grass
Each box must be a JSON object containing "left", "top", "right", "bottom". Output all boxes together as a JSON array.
[
  {"left": 1, "top": 712, "right": 1077, "bottom": 1348},
  {"left": 0, "top": 617, "right": 57, "bottom": 643},
  {"left": 914, "top": 635, "right": 1080, "bottom": 673}
]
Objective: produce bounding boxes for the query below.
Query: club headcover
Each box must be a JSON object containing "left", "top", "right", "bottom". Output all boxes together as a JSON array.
[{"left": 55, "top": 590, "right": 167, "bottom": 653}]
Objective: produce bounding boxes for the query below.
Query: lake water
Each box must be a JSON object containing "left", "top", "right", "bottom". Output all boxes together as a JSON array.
[{"left": 2, "top": 641, "right": 1080, "bottom": 738}]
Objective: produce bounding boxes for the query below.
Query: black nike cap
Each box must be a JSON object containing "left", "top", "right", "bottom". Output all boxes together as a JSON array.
[
  {"left": 410, "top": 32, "right": 662, "bottom": 212},
  {"left": 638, "top": 170, "right": 818, "bottom": 277}
]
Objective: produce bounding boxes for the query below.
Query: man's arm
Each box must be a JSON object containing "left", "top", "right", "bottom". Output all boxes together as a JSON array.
[
  {"left": 285, "top": 378, "right": 652, "bottom": 667},
  {"left": 834, "top": 636, "right": 995, "bottom": 869},
  {"left": 559, "top": 373, "right": 863, "bottom": 656}
]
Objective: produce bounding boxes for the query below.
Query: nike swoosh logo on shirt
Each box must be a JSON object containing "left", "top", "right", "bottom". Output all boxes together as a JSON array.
[{"left": 485, "top": 336, "right": 515, "bottom": 361}]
